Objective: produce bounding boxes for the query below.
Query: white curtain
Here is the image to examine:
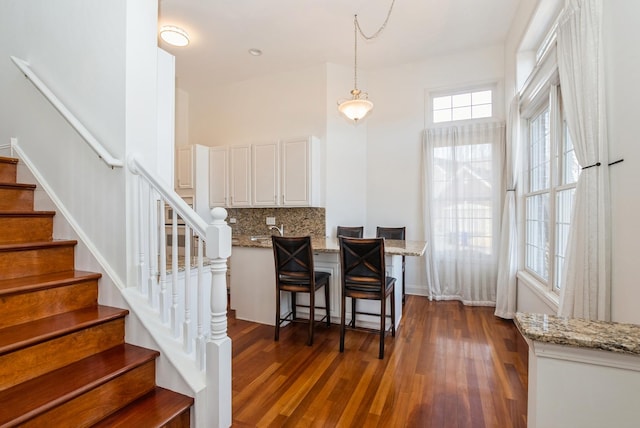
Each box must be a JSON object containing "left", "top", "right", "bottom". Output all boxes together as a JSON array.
[
  {"left": 557, "top": 0, "right": 610, "bottom": 320},
  {"left": 494, "top": 96, "right": 520, "bottom": 319},
  {"left": 423, "top": 122, "right": 505, "bottom": 305}
]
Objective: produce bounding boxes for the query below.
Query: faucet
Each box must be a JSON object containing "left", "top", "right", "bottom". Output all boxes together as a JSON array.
[{"left": 269, "top": 224, "right": 284, "bottom": 236}]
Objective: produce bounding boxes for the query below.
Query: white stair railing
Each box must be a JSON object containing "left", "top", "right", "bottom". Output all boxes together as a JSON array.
[{"left": 128, "top": 154, "right": 232, "bottom": 427}]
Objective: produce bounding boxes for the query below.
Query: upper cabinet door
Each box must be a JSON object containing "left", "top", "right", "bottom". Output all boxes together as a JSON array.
[
  {"left": 252, "top": 142, "right": 280, "bottom": 206},
  {"left": 176, "top": 145, "right": 194, "bottom": 189},
  {"left": 281, "top": 137, "right": 316, "bottom": 206},
  {"left": 229, "top": 145, "right": 252, "bottom": 207},
  {"left": 209, "top": 146, "right": 228, "bottom": 207}
]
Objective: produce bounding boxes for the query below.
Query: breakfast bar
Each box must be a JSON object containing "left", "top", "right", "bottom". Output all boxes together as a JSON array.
[{"left": 229, "top": 236, "right": 427, "bottom": 329}]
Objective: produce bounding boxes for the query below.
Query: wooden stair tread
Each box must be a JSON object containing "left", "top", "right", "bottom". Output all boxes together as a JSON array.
[
  {"left": 90, "top": 387, "right": 194, "bottom": 428},
  {"left": 0, "top": 305, "right": 128, "bottom": 355},
  {"left": 0, "top": 182, "right": 36, "bottom": 189},
  {"left": 0, "top": 270, "right": 101, "bottom": 296},
  {"left": 0, "top": 166, "right": 192, "bottom": 426},
  {"left": 0, "top": 210, "right": 56, "bottom": 217},
  {"left": 0, "top": 156, "right": 19, "bottom": 165},
  {"left": 0, "top": 344, "right": 159, "bottom": 426},
  {"left": 0, "top": 239, "right": 77, "bottom": 252}
]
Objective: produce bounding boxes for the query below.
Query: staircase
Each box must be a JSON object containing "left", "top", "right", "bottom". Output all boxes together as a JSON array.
[{"left": 0, "top": 156, "right": 193, "bottom": 427}]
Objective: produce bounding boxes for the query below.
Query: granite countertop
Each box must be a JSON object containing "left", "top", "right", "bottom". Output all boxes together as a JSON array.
[
  {"left": 231, "top": 235, "right": 428, "bottom": 257},
  {"left": 515, "top": 312, "right": 640, "bottom": 356}
]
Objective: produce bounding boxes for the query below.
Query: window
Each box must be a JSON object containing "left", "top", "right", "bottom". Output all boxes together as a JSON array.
[
  {"left": 425, "top": 121, "right": 504, "bottom": 303},
  {"left": 523, "top": 85, "right": 578, "bottom": 292},
  {"left": 432, "top": 140, "right": 496, "bottom": 257},
  {"left": 432, "top": 89, "right": 493, "bottom": 124}
]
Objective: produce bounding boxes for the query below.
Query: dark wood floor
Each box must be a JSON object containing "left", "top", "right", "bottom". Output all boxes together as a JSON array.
[{"left": 228, "top": 295, "right": 528, "bottom": 428}]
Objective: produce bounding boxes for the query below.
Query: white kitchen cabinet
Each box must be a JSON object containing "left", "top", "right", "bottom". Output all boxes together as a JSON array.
[
  {"left": 204, "top": 136, "right": 322, "bottom": 208},
  {"left": 209, "top": 146, "right": 228, "bottom": 207},
  {"left": 174, "top": 144, "right": 213, "bottom": 221},
  {"left": 252, "top": 141, "right": 280, "bottom": 206},
  {"left": 176, "top": 145, "right": 194, "bottom": 190},
  {"left": 229, "top": 145, "right": 252, "bottom": 207},
  {"left": 281, "top": 137, "right": 322, "bottom": 206}
]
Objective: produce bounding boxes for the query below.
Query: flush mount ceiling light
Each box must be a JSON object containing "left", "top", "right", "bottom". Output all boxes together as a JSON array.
[
  {"left": 337, "top": 0, "right": 396, "bottom": 123},
  {"left": 159, "top": 25, "right": 190, "bottom": 47},
  {"left": 248, "top": 48, "right": 263, "bottom": 56}
]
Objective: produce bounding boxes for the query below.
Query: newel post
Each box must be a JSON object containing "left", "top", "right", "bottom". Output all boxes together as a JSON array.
[{"left": 205, "top": 207, "right": 232, "bottom": 427}]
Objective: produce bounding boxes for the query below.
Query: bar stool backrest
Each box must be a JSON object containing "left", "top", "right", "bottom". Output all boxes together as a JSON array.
[
  {"left": 339, "top": 237, "right": 386, "bottom": 293},
  {"left": 376, "top": 226, "right": 406, "bottom": 240},
  {"left": 337, "top": 226, "right": 364, "bottom": 238}
]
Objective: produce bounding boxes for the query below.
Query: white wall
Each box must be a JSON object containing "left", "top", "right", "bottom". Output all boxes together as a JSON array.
[
  {"left": 0, "top": 0, "right": 162, "bottom": 287},
  {"left": 0, "top": 0, "right": 130, "bottom": 282},
  {"left": 188, "top": 65, "right": 327, "bottom": 146},
  {"left": 324, "top": 63, "right": 367, "bottom": 237},
  {"left": 604, "top": 0, "right": 640, "bottom": 324},
  {"left": 176, "top": 88, "right": 190, "bottom": 147},
  {"left": 157, "top": 48, "right": 176, "bottom": 189}
]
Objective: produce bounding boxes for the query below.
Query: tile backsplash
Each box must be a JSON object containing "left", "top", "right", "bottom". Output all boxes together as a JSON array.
[{"left": 225, "top": 207, "right": 325, "bottom": 237}]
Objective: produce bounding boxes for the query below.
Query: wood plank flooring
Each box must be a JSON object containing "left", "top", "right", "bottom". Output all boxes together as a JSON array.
[{"left": 229, "top": 296, "right": 528, "bottom": 428}]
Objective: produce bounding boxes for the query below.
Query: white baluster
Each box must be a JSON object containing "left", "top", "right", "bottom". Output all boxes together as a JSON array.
[
  {"left": 196, "top": 239, "right": 206, "bottom": 370},
  {"left": 147, "top": 189, "right": 157, "bottom": 308},
  {"left": 156, "top": 198, "right": 167, "bottom": 312},
  {"left": 136, "top": 177, "right": 145, "bottom": 294},
  {"left": 183, "top": 225, "right": 193, "bottom": 353},
  {"left": 171, "top": 209, "right": 179, "bottom": 336}
]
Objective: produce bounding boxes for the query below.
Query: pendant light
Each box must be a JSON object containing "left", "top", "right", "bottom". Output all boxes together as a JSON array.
[
  {"left": 337, "top": 16, "right": 373, "bottom": 122},
  {"left": 337, "top": 0, "right": 396, "bottom": 123}
]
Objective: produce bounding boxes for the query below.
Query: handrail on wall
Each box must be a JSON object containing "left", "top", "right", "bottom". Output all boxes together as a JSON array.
[{"left": 10, "top": 56, "right": 123, "bottom": 169}]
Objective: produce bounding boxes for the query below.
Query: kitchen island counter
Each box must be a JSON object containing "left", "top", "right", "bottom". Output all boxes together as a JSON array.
[
  {"left": 230, "top": 235, "right": 427, "bottom": 327},
  {"left": 232, "top": 235, "right": 427, "bottom": 257}
]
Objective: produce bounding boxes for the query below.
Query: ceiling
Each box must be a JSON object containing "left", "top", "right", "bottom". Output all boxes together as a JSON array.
[{"left": 158, "top": 0, "right": 522, "bottom": 94}]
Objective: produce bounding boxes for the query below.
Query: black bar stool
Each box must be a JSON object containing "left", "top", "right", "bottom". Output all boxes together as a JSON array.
[
  {"left": 338, "top": 236, "right": 396, "bottom": 359},
  {"left": 272, "top": 236, "right": 330, "bottom": 346},
  {"left": 376, "top": 226, "right": 406, "bottom": 304}
]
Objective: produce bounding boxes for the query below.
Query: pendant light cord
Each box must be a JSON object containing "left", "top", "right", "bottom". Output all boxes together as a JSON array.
[
  {"left": 355, "top": 0, "right": 396, "bottom": 41},
  {"left": 353, "top": 16, "right": 359, "bottom": 90},
  {"left": 352, "top": 0, "right": 397, "bottom": 91}
]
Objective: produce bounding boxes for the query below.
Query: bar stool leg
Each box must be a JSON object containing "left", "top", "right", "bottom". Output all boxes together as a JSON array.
[
  {"left": 379, "top": 294, "right": 386, "bottom": 359},
  {"left": 275, "top": 290, "right": 280, "bottom": 341},
  {"left": 324, "top": 282, "right": 330, "bottom": 327},
  {"left": 351, "top": 297, "right": 356, "bottom": 328},
  {"left": 340, "top": 293, "right": 347, "bottom": 352},
  {"left": 391, "top": 286, "right": 396, "bottom": 337},
  {"left": 308, "top": 289, "right": 314, "bottom": 346}
]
